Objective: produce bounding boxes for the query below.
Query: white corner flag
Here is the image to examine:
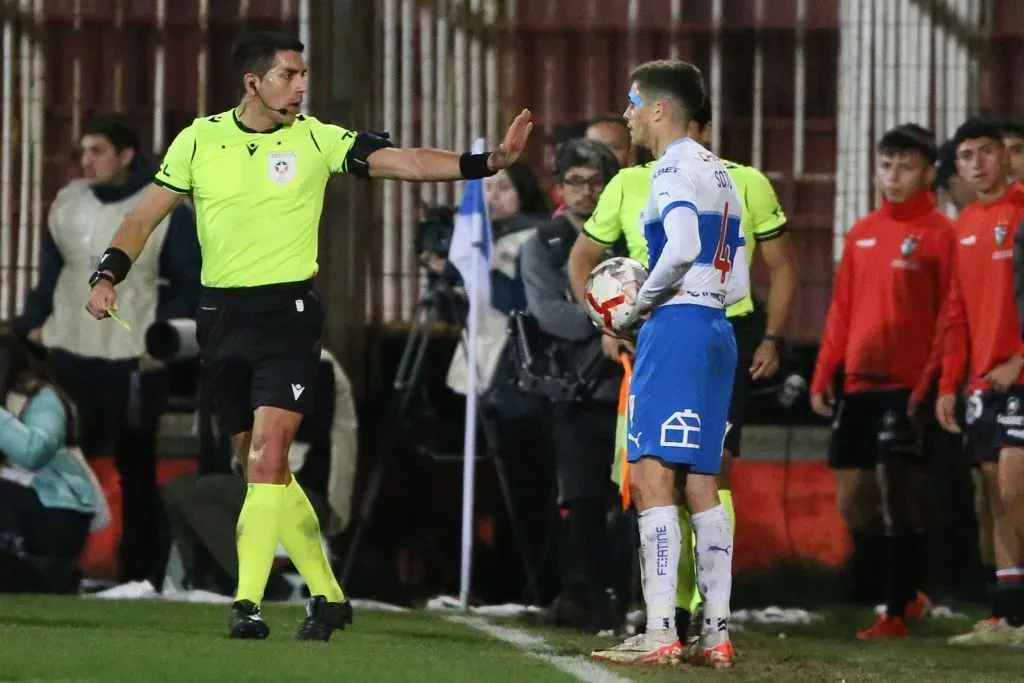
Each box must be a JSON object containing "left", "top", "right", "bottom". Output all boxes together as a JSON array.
[{"left": 448, "top": 138, "right": 492, "bottom": 611}]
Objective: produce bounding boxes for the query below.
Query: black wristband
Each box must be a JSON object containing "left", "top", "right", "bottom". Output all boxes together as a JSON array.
[
  {"left": 459, "top": 152, "right": 497, "bottom": 180},
  {"left": 88, "top": 271, "right": 116, "bottom": 289},
  {"left": 94, "top": 247, "right": 132, "bottom": 285}
]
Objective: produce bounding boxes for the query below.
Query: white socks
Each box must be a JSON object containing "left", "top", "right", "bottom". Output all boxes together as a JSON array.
[
  {"left": 638, "top": 505, "right": 681, "bottom": 635},
  {"left": 692, "top": 504, "right": 733, "bottom": 646}
]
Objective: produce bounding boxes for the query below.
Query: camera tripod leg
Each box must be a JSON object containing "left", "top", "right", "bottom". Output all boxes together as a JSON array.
[
  {"left": 339, "top": 451, "right": 388, "bottom": 586},
  {"left": 339, "top": 301, "right": 435, "bottom": 588}
]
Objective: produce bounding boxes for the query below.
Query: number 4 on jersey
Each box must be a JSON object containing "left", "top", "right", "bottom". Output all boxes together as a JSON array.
[{"left": 713, "top": 202, "right": 732, "bottom": 283}]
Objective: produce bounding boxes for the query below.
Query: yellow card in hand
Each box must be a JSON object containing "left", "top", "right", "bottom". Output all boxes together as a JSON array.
[{"left": 107, "top": 306, "right": 131, "bottom": 331}]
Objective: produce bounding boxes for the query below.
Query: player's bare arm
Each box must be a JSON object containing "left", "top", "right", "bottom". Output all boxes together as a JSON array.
[
  {"left": 984, "top": 353, "right": 1024, "bottom": 391},
  {"left": 366, "top": 109, "right": 533, "bottom": 181},
  {"left": 568, "top": 233, "right": 608, "bottom": 306},
  {"left": 750, "top": 232, "right": 798, "bottom": 380},
  {"left": 570, "top": 235, "right": 637, "bottom": 357},
  {"left": 84, "top": 184, "right": 184, "bottom": 320}
]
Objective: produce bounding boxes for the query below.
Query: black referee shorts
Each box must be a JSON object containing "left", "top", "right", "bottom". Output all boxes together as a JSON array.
[
  {"left": 724, "top": 312, "right": 762, "bottom": 457},
  {"left": 195, "top": 279, "right": 324, "bottom": 436}
]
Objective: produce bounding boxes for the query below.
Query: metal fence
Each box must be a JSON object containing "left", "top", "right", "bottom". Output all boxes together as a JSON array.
[{"left": 0, "top": 0, "right": 1022, "bottom": 361}]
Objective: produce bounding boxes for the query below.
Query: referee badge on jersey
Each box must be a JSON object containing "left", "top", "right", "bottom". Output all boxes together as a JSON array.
[
  {"left": 900, "top": 236, "right": 918, "bottom": 257},
  {"left": 1008, "top": 396, "right": 1020, "bottom": 416},
  {"left": 268, "top": 151, "right": 297, "bottom": 185}
]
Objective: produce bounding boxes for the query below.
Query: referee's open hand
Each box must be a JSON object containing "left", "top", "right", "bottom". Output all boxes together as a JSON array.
[
  {"left": 487, "top": 109, "right": 533, "bottom": 171},
  {"left": 86, "top": 280, "right": 117, "bottom": 320}
]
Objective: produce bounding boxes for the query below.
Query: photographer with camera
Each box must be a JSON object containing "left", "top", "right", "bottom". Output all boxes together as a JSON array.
[{"left": 520, "top": 139, "right": 623, "bottom": 631}]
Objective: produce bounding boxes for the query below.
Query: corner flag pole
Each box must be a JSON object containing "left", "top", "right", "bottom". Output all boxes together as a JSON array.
[{"left": 458, "top": 138, "right": 488, "bottom": 611}]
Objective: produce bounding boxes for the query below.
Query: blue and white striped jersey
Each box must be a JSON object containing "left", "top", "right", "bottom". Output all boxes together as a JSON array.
[{"left": 636, "top": 137, "right": 749, "bottom": 311}]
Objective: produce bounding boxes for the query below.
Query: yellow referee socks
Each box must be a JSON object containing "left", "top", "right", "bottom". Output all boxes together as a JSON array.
[
  {"left": 677, "top": 489, "right": 736, "bottom": 613},
  {"left": 279, "top": 476, "right": 345, "bottom": 603},
  {"left": 676, "top": 505, "right": 697, "bottom": 610},
  {"left": 234, "top": 482, "right": 287, "bottom": 605}
]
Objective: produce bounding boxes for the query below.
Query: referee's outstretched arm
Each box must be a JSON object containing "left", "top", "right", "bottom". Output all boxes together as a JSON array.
[
  {"left": 365, "top": 109, "right": 533, "bottom": 181},
  {"left": 84, "top": 28, "right": 532, "bottom": 324}
]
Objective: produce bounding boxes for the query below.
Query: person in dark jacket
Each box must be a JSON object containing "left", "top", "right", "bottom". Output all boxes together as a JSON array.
[
  {"left": 521, "top": 138, "right": 623, "bottom": 630},
  {"left": 14, "top": 115, "right": 201, "bottom": 587}
]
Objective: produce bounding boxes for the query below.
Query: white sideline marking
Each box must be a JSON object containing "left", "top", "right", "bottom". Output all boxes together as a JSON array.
[{"left": 447, "top": 616, "right": 634, "bottom": 683}]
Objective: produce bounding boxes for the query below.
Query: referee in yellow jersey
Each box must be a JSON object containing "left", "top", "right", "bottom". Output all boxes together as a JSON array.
[
  {"left": 568, "top": 98, "right": 797, "bottom": 642},
  {"left": 86, "top": 31, "right": 534, "bottom": 641}
]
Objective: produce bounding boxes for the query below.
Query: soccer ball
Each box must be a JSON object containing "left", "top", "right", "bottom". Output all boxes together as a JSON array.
[{"left": 583, "top": 257, "right": 649, "bottom": 333}]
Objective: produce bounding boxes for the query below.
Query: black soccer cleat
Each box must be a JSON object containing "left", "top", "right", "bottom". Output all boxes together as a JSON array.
[
  {"left": 229, "top": 600, "right": 270, "bottom": 640},
  {"left": 294, "top": 595, "right": 353, "bottom": 642}
]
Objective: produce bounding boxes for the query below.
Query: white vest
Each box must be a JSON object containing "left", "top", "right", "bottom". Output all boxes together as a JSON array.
[
  {"left": 42, "top": 179, "right": 171, "bottom": 360},
  {"left": 446, "top": 227, "right": 537, "bottom": 395}
]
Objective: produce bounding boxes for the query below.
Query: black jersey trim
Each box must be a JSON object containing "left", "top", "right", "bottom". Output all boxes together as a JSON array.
[
  {"left": 232, "top": 110, "right": 283, "bottom": 135},
  {"left": 753, "top": 224, "right": 789, "bottom": 242},
  {"left": 582, "top": 228, "right": 615, "bottom": 246},
  {"left": 154, "top": 177, "right": 189, "bottom": 195}
]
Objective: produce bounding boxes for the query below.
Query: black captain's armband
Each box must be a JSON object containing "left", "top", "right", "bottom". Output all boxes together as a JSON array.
[{"left": 345, "top": 131, "right": 394, "bottom": 178}]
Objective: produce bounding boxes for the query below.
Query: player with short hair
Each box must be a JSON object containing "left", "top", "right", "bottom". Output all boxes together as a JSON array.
[
  {"left": 1000, "top": 119, "right": 1024, "bottom": 184},
  {"left": 85, "top": 31, "right": 533, "bottom": 641},
  {"left": 935, "top": 138, "right": 978, "bottom": 214},
  {"left": 589, "top": 59, "right": 746, "bottom": 668},
  {"left": 933, "top": 118, "right": 1024, "bottom": 646},
  {"left": 812, "top": 124, "right": 954, "bottom": 639},
  {"left": 568, "top": 94, "right": 796, "bottom": 648}
]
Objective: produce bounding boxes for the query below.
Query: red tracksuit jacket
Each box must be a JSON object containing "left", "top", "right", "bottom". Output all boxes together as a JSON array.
[
  {"left": 811, "top": 191, "right": 955, "bottom": 396},
  {"left": 936, "top": 185, "right": 1024, "bottom": 395}
]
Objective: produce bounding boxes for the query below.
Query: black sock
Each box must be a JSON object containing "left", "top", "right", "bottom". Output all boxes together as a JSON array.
[
  {"left": 885, "top": 533, "right": 917, "bottom": 619},
  {"left": 996, "top": 582, "right": 1024, "bottom": 627},
  {"left": 992, "top": 582, "right": 1010, "bottom": 620},
  {"left": 675, "top": 608, "right": 691, "bottom": 643},
  {"left": 909, "top": 531, "right": 928, "bottom": 597},
  {"left": 983, "top": 564, "right": 997, "bottom": 587},
  {"left": 849, "top": 532, "right": 888, "bottom": 604}
]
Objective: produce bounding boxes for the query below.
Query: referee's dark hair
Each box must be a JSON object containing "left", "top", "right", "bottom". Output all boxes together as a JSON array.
[
  {"left": 231, "top": 31, "right": 305, "bottom": 92},
  {"left": 81, "top": 115, "right": 141, "bottom": 153},
  {"left": 877, "top": 123, "right": 937, "bottom": 164},
  {"left": 555, "top": 138, "right": 620, "bottom": 185},
  {"left": 629, "top": 59, "right": 706, "bottom": 124}
]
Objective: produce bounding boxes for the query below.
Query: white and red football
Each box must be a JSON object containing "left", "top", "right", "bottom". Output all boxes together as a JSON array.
[{"left": 583, "top": 256, "right": 649, "bottom": 333}]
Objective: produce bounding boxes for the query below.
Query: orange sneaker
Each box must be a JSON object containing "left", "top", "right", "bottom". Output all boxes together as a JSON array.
[
  {"left": 856, "top": 613, "right": 909, "bottom": 640},
  {"left": 700, "top": 640, "right": 735, "bottom": 668},
  {"left": 904, "top": 592, "right": 933, "bottom": 623}
]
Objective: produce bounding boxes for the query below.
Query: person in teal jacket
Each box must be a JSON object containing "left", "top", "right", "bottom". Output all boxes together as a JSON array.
[{"left": 0, "top": 332, "right": 99, "bottom": 593}]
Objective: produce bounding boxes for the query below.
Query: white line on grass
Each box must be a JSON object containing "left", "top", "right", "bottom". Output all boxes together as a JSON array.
[{"left": 447, "top": 616, "right": 634, "bottom": 683}]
